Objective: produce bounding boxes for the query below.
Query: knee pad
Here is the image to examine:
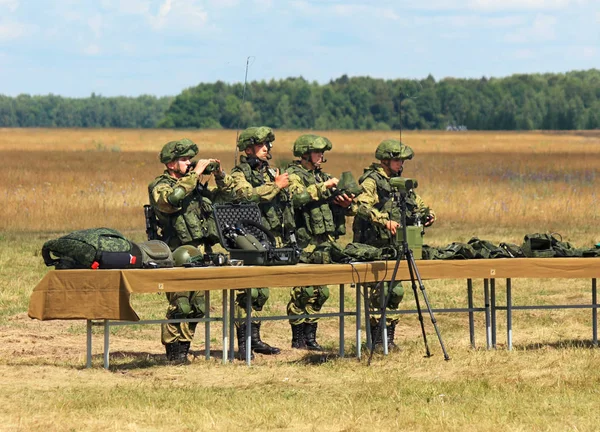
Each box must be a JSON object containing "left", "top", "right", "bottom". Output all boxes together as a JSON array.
[
  {"left": 252, "top": 288, "right": 269, "bottom": 310},
  {"left": 315, "top": 286, "right": 330, "bottom": 308},
  {"left": 189, "top": 293, "right": 205, "bottom": 318},
  {"left": 384, "top": 281, "right": 404, "bottom": 309},
  {"left": 173, "top": 296, "right": 192, "bottom": 318}
]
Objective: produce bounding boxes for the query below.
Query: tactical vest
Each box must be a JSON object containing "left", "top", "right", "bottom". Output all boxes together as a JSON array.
[
  {"left": 353, "top": 164, "right": 420, "bottom": 245},
  {"left": 232, "top": 157, "right": 294, "bottom": 235},
  {"left": 287, "top": 162, "right": 345, "bottom": 246},
  {"left": 148, "top": 173, "right": 220, "bottom": 250}
]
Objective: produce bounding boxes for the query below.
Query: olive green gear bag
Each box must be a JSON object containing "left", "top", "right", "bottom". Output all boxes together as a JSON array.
[
  {"left": 521, "top": 233, "right": 583, "bottom": 258},
  {"left": 42, "top": 228, "right": 141, "bottom": 270},
  {"left": 132, "top": 240, "right": 174, "bottom": 268}
]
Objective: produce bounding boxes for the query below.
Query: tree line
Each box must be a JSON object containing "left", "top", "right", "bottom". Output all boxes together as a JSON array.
[{"left": 1, "top": 69, "right": 599, "bottom": 130}]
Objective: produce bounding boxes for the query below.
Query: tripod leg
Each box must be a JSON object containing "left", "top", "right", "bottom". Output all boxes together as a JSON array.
[
  {"left": 405, "top": 249, "right": 432, "bottom": 357},
  {"left": 407, "top": 249, "right": 451, "bottom": 361}
]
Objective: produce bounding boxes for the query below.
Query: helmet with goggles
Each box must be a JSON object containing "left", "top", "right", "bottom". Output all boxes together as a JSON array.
[
  {"left": 375, "top": 139, "right": 414, "bottom": 161},
  {"left": 293, "top": 134, "right": 332, "bottom": 157}
]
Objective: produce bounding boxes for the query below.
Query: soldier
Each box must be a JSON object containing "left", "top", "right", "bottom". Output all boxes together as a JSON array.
[
  {"left": 148, "top": 138, "right": 233, "bottom": 363},
  {"left": 230, "top": 126, "right": 292, "bottom": 360},
  {"left": 352, "top": 139, "right": 435, "bottom": 351},
  {"left": 286, "top": 134, "right": 355, "bottom": 351}
]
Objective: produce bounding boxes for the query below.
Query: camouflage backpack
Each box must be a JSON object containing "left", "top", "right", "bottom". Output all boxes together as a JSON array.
[
  {"left": 521, "top": 233, "right": 582, "bottom": 258},
  {"left": 42, "top": 228, "right": 140, "bottom": 269},
  {"left": 300, "top": 241, "right": 397, "bottom": 264}
]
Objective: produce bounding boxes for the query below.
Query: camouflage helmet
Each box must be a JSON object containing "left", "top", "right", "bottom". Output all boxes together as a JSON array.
[
  {"left": 172, "top": 245, "right": 203, "bottom": 267},
  {"left": 375, "top": 139, "right": 414, "bottom": 161},
  {"left": 159, "top": 138, "right": 199, "bottom": 164},
  {"left": 293, "top": 134, "right": 333, "bottom": 157},
  {"left": 237, "top": 126, "right": 275, "bottom": 151}
]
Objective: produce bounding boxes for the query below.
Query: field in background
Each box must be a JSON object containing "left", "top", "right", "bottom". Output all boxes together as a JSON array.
[
  {"left": 2, "top": 128, "right": 600, "bottom": 245},
  {"left": 1, "top": 128, "right": 600, "bottom": 431}
]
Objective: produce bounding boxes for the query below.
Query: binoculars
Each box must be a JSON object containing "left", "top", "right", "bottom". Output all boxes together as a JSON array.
[
  {"left": 188, "top": 160, "right": 220, "bottom": 175},
  {"left": 389, "top": 177, "right": 418, "bottom": 192}
]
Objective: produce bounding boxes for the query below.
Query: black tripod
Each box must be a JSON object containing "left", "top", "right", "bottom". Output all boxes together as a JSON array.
[{"left": 367, "top": 187, "right": 450, "bottom": 364}]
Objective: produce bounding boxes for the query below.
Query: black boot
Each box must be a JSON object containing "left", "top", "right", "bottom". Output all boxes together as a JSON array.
[
  {"left": 387, "top": 322, "right": 401, "bottom": 352},
  {"left": 251, "top": 323, "right": 281, "bottom": 355},
  {"left": 304, "top": 322, "right": 323, "bottom": 351},
  {"left": 291, "top": 323, "right": 306, "bottom": 349},
  {"left": 165, "top": 342, "right": 190, "bottom": 364},
  {"left": 370, "top": 321, "right": 384, "bottom": 351},
  {"left": 236, "top": 325, "right": 255, "bottom": 361}
]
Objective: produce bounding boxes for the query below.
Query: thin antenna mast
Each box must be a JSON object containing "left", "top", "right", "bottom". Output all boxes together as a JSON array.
[{"left": 234, "top": 56, "right": 253, "bottom": 167}]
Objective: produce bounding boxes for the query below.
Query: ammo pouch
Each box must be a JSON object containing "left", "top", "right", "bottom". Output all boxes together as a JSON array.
[
  {"left": 132, "top": 240, "right": 174, "bottom": 268},
  {"left": 214, "top": 203, "right": 301, "bottom": 266},
  {"left": 42, "top": 228, "right": 141, "bottom": 269}
]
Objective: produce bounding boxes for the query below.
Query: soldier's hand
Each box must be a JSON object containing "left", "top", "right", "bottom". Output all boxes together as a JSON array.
[
  {"left": 385, "top": 220, "right": 400, "bottom": 235},
  {"left": 275, "top": 171, "right": 289, "bottom": 189},
  {"left": 324, "top": 178, "right": 338, "bottom": 189},
  {"left": 424, "top": 214, "right": 435, "bottom": 227},
  {"left": 193, "top": 159, "right": 216, "bottom": 176},
  {"left": 333, "top": 193, "right": 353, "bottom": 208}
]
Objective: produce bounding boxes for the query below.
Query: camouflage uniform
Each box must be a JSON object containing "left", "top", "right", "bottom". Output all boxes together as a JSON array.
[
  {"left": 352, "top": 139, "right": 435, "bottom": 350},
  {"left": 286, "top": 134, "right": 356, "bottom": 350},
  {"left": 148, "top": 138, "right": 234, "bottom": 362},
  {"left": 229, "top": 126, "right": 291, "bottom": 358}
]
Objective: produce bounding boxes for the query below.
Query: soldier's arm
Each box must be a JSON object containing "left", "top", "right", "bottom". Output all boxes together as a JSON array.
[
  {"left": 151, "top": 173, "right": 199, "bottom": 214},
  {"left": 230, "top": 170, "right": 281, "bottom": 202},
  {"left": 287, "top": 172, "right": 328, "bottom": 202},
  {"left": 413, "top": 191, "right": 436, "bottom": 222},
  {"left": 355, "top": 178, "right": 389, "bottom": 227}
]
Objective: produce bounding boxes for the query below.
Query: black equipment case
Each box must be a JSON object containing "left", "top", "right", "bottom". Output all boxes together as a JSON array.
[{"left": 213, "top": 203, "right": 300, "bottom": 266}]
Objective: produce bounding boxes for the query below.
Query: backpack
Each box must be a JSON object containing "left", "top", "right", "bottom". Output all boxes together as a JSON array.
[
  {"left": 521, "top": 233, "right": 582, "bottom": 258},
  {"left": 300, "top": 241, "right": 397, "bottom": 264},
  {"left": 42, "top": 228, "right": 140, "bottom": 270},
  {"left": 467, "top": 237, "right": 513, "bottom": 259}
]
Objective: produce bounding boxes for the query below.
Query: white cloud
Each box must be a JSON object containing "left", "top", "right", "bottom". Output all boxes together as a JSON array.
[
  {"left": 253, "top": 0, "right": 272, "bottom": 8},
  {"left": 580, "top": 46, "right": 597, "bottom": 58},
  {"left": 469, "top": 0, "right": 588, "bottom": 10},
  {"left": 88, "top": 14, "right": 103, "bottom": 39},
  {"left": 83, "top": 43, "right": 101, "bottom": 55},
  {"left": 514, "top": 48, "right": 534, "bottom": 58},
  {"left": 0, "top": 21, "right": 26, "bottom": 42},
  {"left": 0, "top": 0, "right": 19, "bottom": 12},
  {"left": 149, "top": 0, "right": 208, "bottom": 31},
  {"left": 505, "top": 14, "right": 557, "bottom": 42},
  {"left": 414, "top": 14, "right": 524, "bottom": 29}
]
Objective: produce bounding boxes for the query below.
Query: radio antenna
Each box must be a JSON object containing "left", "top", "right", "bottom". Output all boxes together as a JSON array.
[{"left": 234, "top": 56, "right": 254, "bottom": 167}]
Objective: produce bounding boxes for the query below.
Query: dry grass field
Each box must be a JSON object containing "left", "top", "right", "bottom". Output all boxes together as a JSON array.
[{"left": 1, "top": 128, "right": 600, "bottom": 431}]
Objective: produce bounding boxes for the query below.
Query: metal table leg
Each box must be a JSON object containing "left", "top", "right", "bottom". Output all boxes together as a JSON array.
[
  {"left": 103, "top": 320, "right": 110, "bottom": 370},
  {"left": 467, "top": 279, "right": 475, "bottom": 349},
  {"left": 356, "top": 283, "right": 362, "bottom": 360},
  {"left": 86, "top": 320, "right": 93, "bottom": 368},
  {"left": 491, "top": 278, "right": 496, "bottom": 349},
  {"left": 222, "top": 289, "right": 228, "bottom": 364},
  {"left": 507, "top": 278, "right": 512, "bottom": 351},
  {"left": 484, "top": 279, "right": 491, "bottom": 349},
  {"left": 205, "top": 290, "right": 211, "bottom": 360},
  {"left": 339, "top": 284, "right": 345, "bottom": 358}
]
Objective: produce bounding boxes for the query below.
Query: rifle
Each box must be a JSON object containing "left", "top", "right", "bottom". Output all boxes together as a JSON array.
[{"left": 143, "top": 204, "right": 161, "bottom": 241}]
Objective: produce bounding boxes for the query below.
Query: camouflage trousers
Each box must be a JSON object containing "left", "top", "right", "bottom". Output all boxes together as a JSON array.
[
  {"left": 234, "top": 288, "right": 270, "bottom": 327},
  {"left": 287, "top": 285, "right": 330, "bottom": 325},
  {"left": 161, "top": 291, "right": 206, "bottom": 344},
  {"left": 367, "top": 281, "right": 404, "bottom": 326}
]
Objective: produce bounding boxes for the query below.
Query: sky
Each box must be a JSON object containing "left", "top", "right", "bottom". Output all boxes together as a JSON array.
[{"left": 0, "top": 0, "right": 598, "bottom": 97}]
